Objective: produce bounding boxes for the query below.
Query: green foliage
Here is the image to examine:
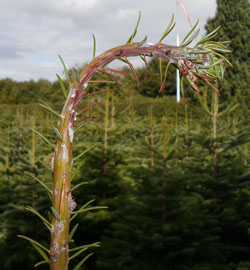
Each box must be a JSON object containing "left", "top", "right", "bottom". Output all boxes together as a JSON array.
[
  {"left": 91, "top": 101, "right": 249, "bottom": 270},
  {"left": 0, "top": 83, "right": 249, "bottom": 270},
  {"left": 205, "top": 0, "right": 250, "bottom": 101},
  {"left": 0, "top": 78, "right": 65, "bottom": 104},
  {"left": 0, "top": 10, "right": 244, "bottom": 270},
  {"left": 0, "top": 87, "right": 249, "bottom": 269},
  {"left": 0, "top": 111, "right": 52, "bottom": 269}
]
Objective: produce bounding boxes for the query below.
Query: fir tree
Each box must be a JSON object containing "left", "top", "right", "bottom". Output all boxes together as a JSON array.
[
  {"left": 205, "top": 0, "right": 250, "bottom": 100},
  {"left": 0, "top": 113, "right": 52, "bottom": 269}
]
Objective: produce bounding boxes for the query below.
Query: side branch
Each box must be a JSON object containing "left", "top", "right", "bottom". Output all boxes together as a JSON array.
[
  {"left": 75, "top": 41, "right": 228, "bottom": 104},
  {"left": 49, "top": 22, "right": 230, "bottom": 270}
]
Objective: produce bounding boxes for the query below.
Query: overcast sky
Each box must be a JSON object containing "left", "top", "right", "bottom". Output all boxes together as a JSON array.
[{"left": 0, "top": 0, "right": 217, "bottom": 82}]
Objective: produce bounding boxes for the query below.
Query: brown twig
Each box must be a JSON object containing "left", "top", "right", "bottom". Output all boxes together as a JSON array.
[
  {"left": 124, "top": 56, "right": 140, "bottom": 87},
  {"left": 77, "top": 102, "right": 101, "bottom": 116},
  {"left": 142, "top": 54, "right": 148, "bottom": 80},
  {"left": 159, "top": 73, "right": 167, "bottom": 93}
]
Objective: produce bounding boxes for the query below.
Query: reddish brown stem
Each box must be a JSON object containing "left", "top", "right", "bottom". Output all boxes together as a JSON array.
[
  {"left": 106, "top": 67, "right": 129, "bottom": 76},
  {"left": 97, "top": 68, "right": 120, "bottom": 83},
  {"left": 77, "top": 102, "right": 101, "bottom": 116},
  {"left": 159, "top": 73, "right": 167, "bottom": 93},
  {"left": 124, "top": 56, "right": 140, "bottom": 87},
  {"left": 143, "top": 54, "right": 148, "bottom": 80},
  {"left": 74, "top": 115, "right": 98, "bottom": 126},
  {"left": 204, "top": 79, "right": 221, "bottom": 95}
]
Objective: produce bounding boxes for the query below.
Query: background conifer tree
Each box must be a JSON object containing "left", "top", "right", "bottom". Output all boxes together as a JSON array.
[
  {"left": 205, "top": 0, "right": 250, "bottom": 101},
  {"left": 0, "top": 112, "right": 52, "bottom": 269}
]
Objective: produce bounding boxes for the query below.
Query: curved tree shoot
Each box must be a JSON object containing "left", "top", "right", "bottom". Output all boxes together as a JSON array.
[{"left": 19, "top": 13, "right": 231, "bottom": 270}]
